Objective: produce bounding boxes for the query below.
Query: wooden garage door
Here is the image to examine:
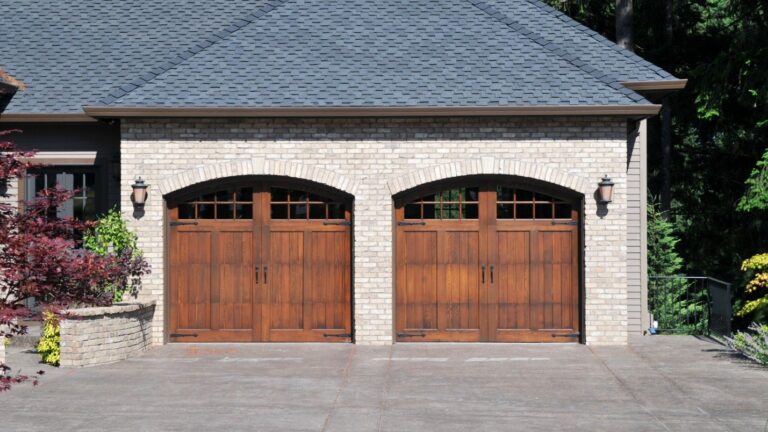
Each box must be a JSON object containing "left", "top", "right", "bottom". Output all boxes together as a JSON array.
[
  {"left": 168, "top": 183, "right": 352, "bottom": 342},
  {"left": 395, "top": 181, "right": 580, "bottom": 342}
]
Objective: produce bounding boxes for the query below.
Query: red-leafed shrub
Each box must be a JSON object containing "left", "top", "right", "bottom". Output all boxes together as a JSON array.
[{"left": 0, "top": 130, "right": 149, "bottom": 389}]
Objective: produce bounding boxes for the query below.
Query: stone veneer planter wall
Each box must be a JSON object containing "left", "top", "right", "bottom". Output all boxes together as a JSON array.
[{"left": 59, "top": 302, "right": 155, "bottom": 368}]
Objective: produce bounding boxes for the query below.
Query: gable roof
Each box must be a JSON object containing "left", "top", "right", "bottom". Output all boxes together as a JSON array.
[
  {"left": 1, "top": 0, "right": 274, "bottom": 115},
  {"left": 1, "top": 0, "right": 682, "bottom": 119}
]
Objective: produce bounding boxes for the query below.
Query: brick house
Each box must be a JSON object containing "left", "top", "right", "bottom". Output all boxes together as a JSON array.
[{"left": 1, "top": 0, "right": 684, "bottom": 345}]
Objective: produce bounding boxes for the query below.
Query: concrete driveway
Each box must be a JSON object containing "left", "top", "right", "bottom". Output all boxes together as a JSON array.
[{"left": 2, "top": 336, "right": 767, "bottom": 431}]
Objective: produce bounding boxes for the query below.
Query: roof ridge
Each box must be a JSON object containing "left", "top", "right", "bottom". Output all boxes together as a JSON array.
[
  {"left": 520, "top": 0, "right": 673, "bottom": 81},
  {"left": 464, "top": 0, "right": 648, "bottom": 104},
  {"left": 95, "top": 0, "right": 292, "bottom": 106}
]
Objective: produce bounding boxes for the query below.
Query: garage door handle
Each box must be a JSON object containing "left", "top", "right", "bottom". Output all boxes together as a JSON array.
[
  {"left": 490, "top": 266, "right": 494, "bottom": 283},
  {"left": 263, "top": 266, "right": 268, "bottom": 284},
  {"left": 481, "top": 265, "right": 486, "bottom": 284},
  {"left": 255, "top": 266, "right": 259, "bottom": 283}
]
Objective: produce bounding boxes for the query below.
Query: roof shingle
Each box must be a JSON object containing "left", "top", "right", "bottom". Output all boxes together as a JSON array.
[{"left": 1, "top": 0, "right": 679, "bottom": 114}]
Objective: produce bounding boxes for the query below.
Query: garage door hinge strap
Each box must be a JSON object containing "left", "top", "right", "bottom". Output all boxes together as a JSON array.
[
  {"left": 397, "top": 332, "right": 427, "bottom": 337},
  {"left": 169, "top": 221, "right": 199, "bottom": 226},
  {"left": 323, "top": 333, "right": 353, "bottom": 338},
  {"left": 170, "top": 333, "right": 198, "bottom": 337},
  {"left": 551, "top": 333, "right": 580, "bottom": 337},
  {"left": 323, "top": 221, "right": 352, "bottom": 226},
  {"left": 551, "top": 220, "right": 578, "bottom": 226},
  {"left": 398, "top": 221, "right": 426, "bottom": 226}
]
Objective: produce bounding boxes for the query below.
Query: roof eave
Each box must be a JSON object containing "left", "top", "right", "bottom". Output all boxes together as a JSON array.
[
  {"left": 621, "top": 79, "right": 688, "bottom": 101},
  {"left": 82, "top": 105, "right": 662, "bottom": 119},
  {"left": 0, "top": 113, "right": 98, "bottom": 123}
]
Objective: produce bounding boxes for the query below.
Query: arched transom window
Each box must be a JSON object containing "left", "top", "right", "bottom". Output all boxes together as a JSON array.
[
  {"left": 402, "top": 185, "right": 574, "bottom": 221},
  {"left": 175, "top": 186, "right": 346, "bottom": 221},
  {"left": 177, "top": 187, "right": 254, "bottom": 219}
]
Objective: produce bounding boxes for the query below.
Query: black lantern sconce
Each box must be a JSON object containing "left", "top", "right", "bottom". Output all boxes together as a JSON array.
[
  {"left": 131, "top": 177, "right": 149, "bottom": 207},
  {"left": 597, "top": 175, "right": 614, "bottom": 204}
]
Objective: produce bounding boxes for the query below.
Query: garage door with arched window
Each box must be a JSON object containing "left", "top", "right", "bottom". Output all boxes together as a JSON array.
[
  {"left": 395, "top": 178, "right": 581, "bottom": 342},
  {"left": 167, "top": 179, "right": 352, "bottom": 342}
]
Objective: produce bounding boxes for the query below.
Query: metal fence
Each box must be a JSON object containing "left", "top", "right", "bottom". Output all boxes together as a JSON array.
[{"left": 648, "top": 276, "right": 732, "bottom": 336}]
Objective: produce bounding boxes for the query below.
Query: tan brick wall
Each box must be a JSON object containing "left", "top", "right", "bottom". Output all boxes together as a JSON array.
[{"left": 121, "top": 117, "right": 629, "bottom": 345}]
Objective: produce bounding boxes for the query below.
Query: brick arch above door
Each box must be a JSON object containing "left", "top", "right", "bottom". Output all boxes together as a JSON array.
[
  {"left": 386, "top": 157, "right": 588, "bottom": 197},
  {"left": 157, "top": 159, "right": 360, "bottom": 197}
]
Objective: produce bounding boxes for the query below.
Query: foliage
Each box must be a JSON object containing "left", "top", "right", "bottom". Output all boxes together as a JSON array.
[
  {"left": 736, "top": 253, "right": 768, "bottom": 321},
  {"left": 36, "top": 311, "right": 61, "bottom": 366},
  {"left": 742, "top": 253, "right": 768, "bottom": 273},
  {"left": 544, "top": 0, "right": 768, "bottom": 332},
  {"left": 83, "top": 208, "right": 146, "bottom": 302},
  {"left": 647, "top": 201, "right": 707, "bottom": 333},
  {"left": 647, "top": 201, "right": 684, "bottom": 276},
  {"left": 543, "top": 0, "right": 616, "bottom": 38},
  {"left": 83, "top": 208, "right": 138, "bottom": 255},
  {"left": 737, "top": 148, "right": 768, "bottom": 212},
  {"left": 1, "top": 365, "right": 42, "bottom": 392},
  {"left": 649, "top": 277, "right": 709, "bottom": 334},
  {"left": 726, "top": 322, "right": 768, "bottom": 365},
  {"left": 736, "top": 149, "right": 768, "bottom": 212},
  {"left": 0, "top": 129, "right": 149, "bottom": 388}
]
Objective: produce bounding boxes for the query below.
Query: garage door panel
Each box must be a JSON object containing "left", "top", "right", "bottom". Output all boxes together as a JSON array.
[
  {"left": 307, "top": 230, "right": 350, "bottom": 331},
  {"left": 494, "top": 231, "right": 531, "bottom": 332},
  {"left": 533, "top": 230, "right": 577, "bottom": 333},
  {"left": 172, "top": 231, "right": 212, "bottom": 332},
  {"left": 213, "top": 231, "right": 254, "bottom": 331},
  {"left": 402, "top": 231, "right": 438, "bottom": 331},
  {"left": 533, "top": 231, "right": 550, "bottom": 330},
  {"left": 267, "top": 231, "right": 305, "bottom": 331},
  {"left": 439, "top": 231, "right": 481, "bottom": 332}
]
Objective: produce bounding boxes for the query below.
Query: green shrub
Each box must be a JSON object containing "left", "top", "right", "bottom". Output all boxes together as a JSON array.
[
  {"left": 736, "top": 148, "right": 768, "bottom": 213},
  {"left": 647, "top": 201, "right": 707, "bottom": 333},
  {"left": 83, "top": 208, "right": 143, "bottom": 302},
  {"left": 650, "top": 278, "right": 709, "bottom": 334},
  {"left": 37, "top": 311, "right": 60, "bottom": 366},
  {"left": 727, "top": 323, "right": 768, "bottom": 365},
  {"left": 647, "top": 201, "right": 683, "bottom": 276}
]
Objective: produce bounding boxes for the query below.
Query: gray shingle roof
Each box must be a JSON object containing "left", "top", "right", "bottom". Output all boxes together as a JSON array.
[
  {"left": 483, "top": 0, "right": 674, "bottom": 82},
  {"left": 1, "top": 0, "right": 273, "bottom": 114},
  {"left": 1, "top": 0, "right": 679, "bottom": 114}
]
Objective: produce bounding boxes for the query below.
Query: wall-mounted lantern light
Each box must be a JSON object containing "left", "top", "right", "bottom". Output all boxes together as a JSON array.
[
  {"left": 597, "top": 175, "right": 615, "bottom": 204},
  {"left": 131, "top": 177, "right": 149, "bottom": 206}
]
